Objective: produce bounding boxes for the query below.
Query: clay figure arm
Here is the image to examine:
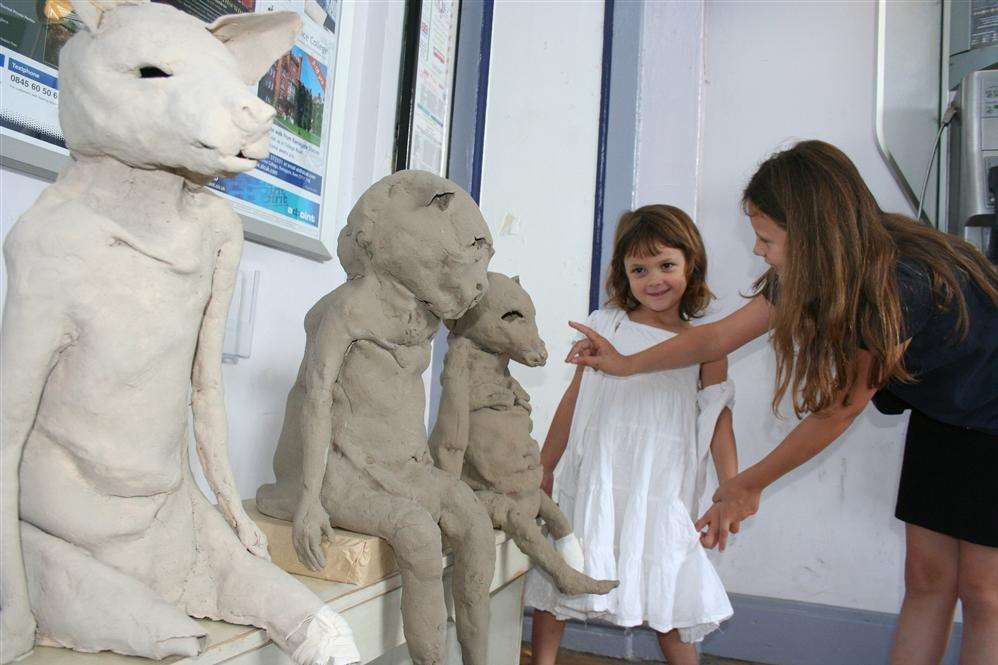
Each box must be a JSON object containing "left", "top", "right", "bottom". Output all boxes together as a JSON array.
[
  {"left": 695, "top": 347, "right": 882, "bottom": 551},
  {"left": 294, "top": 310, "right": 356, "bottom": 570},
  {"left": 510, "top": 379, "right": 532, "bottom": 413},
  {"left": 567, "top": 294, "right": 772, "bottom": 376},
  {"left": 190, "top": 222, "right": 270, "bottom": 558},
  {"left": 1, "top": 236, "right": 75, "bottom": 662},
  {"left": 699, "top": 358, "right": 737, "bottom": 485},
  {"left": 429, "top": 335, "right": 474, "bottom": 476},
  {"left": 538, "top": 366, "right": 585, "bottom": 496}
]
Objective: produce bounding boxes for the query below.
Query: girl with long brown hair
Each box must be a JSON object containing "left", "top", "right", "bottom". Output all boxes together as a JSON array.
[{"left": 567, "top": 140, "right": 998, "bottom": 665}]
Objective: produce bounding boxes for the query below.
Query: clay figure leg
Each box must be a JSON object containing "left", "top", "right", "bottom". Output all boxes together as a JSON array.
[
  {"left": 325, "top": 475, "right": 448, "bottom": 665},
  {"left": 436, "top": 473, "right": 497, "bottom": 665},
  {"left": 180, "top": 487, "right": 355, "bottom": 664},
  {"left": 476, "top": 492, "right": 617, "bottom": 597},
  {"left": 256, "top": 478, "right": 296, "bottom": 521},
  {"left": 20, "top": 521, "right": 206, "bottom": 660},
  {"left": 537, "top": 492, "right": 574, "bottom": 540}
]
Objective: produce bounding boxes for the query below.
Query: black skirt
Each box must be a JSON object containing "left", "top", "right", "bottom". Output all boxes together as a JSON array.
[{"left": 895, "top": 408, "right": 998, "bottom": 547}]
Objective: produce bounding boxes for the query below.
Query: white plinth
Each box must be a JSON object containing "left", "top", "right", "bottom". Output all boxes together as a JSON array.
[{"left": 19, "top": 531, "right": 529, "bottom": 665}]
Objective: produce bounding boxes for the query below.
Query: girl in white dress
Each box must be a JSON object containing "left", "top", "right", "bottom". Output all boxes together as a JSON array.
[{"left": 524, "top": 205, "right": 737, "bottom": 665}]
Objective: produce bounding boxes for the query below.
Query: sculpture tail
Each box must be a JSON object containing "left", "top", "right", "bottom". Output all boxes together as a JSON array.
[{"left": 287, "top": 606, "right": 361, "bottom": 665}]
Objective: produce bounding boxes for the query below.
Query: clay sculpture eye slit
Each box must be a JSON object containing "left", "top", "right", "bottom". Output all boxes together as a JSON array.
[
  {"left": 138, "top": 66, "right": 172, "bottom": 78},
  {"left": 501, "top": 310, "right": 524, "bottom": 322},
  {"left": 428, "top": 192, "right": 454, "bottom": 211}
]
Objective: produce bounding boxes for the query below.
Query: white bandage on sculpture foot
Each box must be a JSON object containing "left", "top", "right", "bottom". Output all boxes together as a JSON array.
[
  {"left": 555, "top": 533, "right": 586, "bottom": 572},
  {"left": 288, "top": 606, "right": 361, "bottom": 665}
]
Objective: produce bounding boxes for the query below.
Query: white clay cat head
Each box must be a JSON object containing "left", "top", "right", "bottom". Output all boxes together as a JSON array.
[
  {"left": 60, "top": 0, "right": 299, "bottom": 177},
  {"left": 447, "top": 272, "right": 548, "bottom": 367},
  {"left": 338, "top": 170, "right": 494, "bottom": 320}
]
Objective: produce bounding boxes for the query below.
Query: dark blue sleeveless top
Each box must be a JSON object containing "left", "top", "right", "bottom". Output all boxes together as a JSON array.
[{"left": 872, "top": 258, "right": 997, "bottom": 435}]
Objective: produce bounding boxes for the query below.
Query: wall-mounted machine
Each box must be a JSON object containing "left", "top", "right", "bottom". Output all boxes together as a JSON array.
[
  {"left": 947, "top": 2, "right": 998, "bottom": 262},
  {"left": 947, "top": 69, "right": 998, "bottom": 261},
  {"left": 876, "top": 0, "right": 998, "bottom": 263}
]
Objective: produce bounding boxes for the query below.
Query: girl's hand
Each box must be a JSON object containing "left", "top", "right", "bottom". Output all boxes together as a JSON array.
[
  {"left": 566, "top": 322, "right": 634, "bottom": 376},
  {"left": 694, "top": 475, "right": 760, "bottom": 551}
]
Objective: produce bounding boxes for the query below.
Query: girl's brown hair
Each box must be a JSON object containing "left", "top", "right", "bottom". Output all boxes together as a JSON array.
[
  {"left": 745, "top": 140, "right": 998, "bottom": 417},
  {"left": 605, "top": 204, "right": 713, "bottom": 320}
]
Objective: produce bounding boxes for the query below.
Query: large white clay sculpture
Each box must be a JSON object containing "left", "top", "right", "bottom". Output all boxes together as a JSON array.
[
  {"left": 430, "top": 273, "right": 618, "bottom": 596},
  {"left": 256, "top": 170, "right": 498, "bottom": 665},
  {"left": 0, "top": 3, "right": 359, "bottom": 664}
]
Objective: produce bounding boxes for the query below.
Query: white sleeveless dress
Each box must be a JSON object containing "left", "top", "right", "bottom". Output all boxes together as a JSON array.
[{"left": 523, "top": 308, "right": 734, "bottom": 643}]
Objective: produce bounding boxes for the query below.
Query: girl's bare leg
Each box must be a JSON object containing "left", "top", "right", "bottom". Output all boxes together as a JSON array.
[
  {"left": 956, "top": 539, "right": 998, "bottom": 665},
  {"left": 656, "top": 629, "right": 698, "bottom": 665},
  {"left": 889, "top": 524, "right": 959, "bottom": 665},
  {"left": 530, "top": 610, "right": 566, "bottom": 665}
]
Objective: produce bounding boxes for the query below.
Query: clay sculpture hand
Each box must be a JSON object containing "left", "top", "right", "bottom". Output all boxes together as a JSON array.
[
  {"left": 430, "top": 273, "right": 618, "bottom": 597},
  {"left": 0, "top": 3, "right": 358, "bottom": 663},
  {"left": 256, "top": 170, "right": 498, "bottom": 665}
]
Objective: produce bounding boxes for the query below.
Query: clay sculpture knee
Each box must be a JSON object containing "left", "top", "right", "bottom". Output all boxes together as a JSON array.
[
  {"left": 0, "top": 3, "right": 358, "bottom": 663},
  {"left": 430, "top": 272, "right": 618, "bottom": 597}
]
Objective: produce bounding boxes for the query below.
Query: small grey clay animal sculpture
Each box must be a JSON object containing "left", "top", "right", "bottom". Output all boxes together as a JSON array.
[
  {"left": 0, "top": 2, "right": 358, "bottom": 663},
  {"left": 430, "top": 273, "right": 618, "bottom": 597},
  {"left": 256, "top": 170, "right": 498, "bottom": 665}
]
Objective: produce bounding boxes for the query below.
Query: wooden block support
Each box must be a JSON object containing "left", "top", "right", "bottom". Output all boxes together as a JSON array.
[{"left": 245, "top": 500, "right": 399, "bottom": 585}]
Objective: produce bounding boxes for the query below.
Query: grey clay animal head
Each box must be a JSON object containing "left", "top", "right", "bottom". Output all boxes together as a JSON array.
[
  {"left": 448, "top": 272, "right": 548, "bottom": 367},
  {"left": 60, "top": 0, "right": 299, "bottom": 177},
  {"left": 337, "top": 170, "right": 494, "bottom": 320}
]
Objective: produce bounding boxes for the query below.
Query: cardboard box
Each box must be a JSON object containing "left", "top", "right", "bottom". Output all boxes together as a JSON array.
[{"left": 244, "top": 500, "right": 398, "bottom": 585}]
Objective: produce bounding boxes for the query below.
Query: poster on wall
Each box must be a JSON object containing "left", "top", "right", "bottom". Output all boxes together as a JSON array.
[
  {"left": 395, "top": 0, "right": 458, "bottom": 177},
  {"left": 0, "top": 0, "right": 344, "bottom": 260}
]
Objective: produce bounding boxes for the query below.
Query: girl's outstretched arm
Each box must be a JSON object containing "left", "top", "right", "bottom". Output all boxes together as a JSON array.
[
  {"left": 695, "top": 347, "right": 881, "bottom": 551},
  {"left": 539, "top": 366, "right": 585, "bottom": 496},
  {"left": 567, "top": 295, "right": 772, "bottom": 376}
]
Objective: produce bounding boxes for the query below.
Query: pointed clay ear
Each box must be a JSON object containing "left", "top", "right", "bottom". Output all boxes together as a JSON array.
[
  {"left": 511, "top": 275, "right": 521, "bottom": 284},
  {"left": 67, "top": 0, "right": 147, "bottom": 32},
  {"left": 208, "top": 11, "right": 302, "bottom": 85}
]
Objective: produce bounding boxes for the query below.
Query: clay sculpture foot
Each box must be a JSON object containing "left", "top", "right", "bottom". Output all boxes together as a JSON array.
[{"left": 477, "top": 492, "right": 618, "bottom": 597}]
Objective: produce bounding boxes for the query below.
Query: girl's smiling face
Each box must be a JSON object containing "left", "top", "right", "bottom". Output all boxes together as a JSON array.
[
  {"left": 623, "top": 244, "right": 688, "bottom": 314},
  {"left": 747, "top": 201, "right": 788, "bottom": 272}
]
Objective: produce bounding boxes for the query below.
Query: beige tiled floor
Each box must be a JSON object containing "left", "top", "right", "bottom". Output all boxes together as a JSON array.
[{"left": 521, "top": 643, "right": 765, "bottom": 665}]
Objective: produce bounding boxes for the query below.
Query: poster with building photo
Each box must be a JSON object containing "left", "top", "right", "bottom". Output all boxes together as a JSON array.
[
  {"left": 205, "top": 0, "right": 340, "bottom": 240},
  {"left": 0, "top": 0, "right": 81, "bottom": 153},
  {"left": 408, "top": 0, "right": 458, "bottom": 176},
  {"left": 0, "top": 0, "right": 342, "bottom": 257}
]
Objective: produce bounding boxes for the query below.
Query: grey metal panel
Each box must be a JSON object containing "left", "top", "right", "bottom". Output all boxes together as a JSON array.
[{"left": 951, "top": 0, "right": 972, "bottom": 55}]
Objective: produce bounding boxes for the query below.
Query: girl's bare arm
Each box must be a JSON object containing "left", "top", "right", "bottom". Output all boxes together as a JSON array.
[
  {"left": 568, "top": 295, "right": 772, "bottom": 376},
  {"left": 696, "top": 348, "right": 882, "bottom": 550},
  {"left": 700, "top": 358, "right": 737, "bottom": 484},
  {"left": 539, "top": 366, "right": 585, "bottom": 495}
]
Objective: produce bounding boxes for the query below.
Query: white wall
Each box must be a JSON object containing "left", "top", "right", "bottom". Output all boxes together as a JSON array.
[
  {"left": 478, "top": 0, "right": 605, "bottom": 440},
  {"left": 0, "top": 1, "right": 405, "bottom": 501},
  {"left": 632, "top": 0, "right": 704, "bottom": 218},
  {"left": 634, "top": 0, "right": 916, "bottom": 615}
]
